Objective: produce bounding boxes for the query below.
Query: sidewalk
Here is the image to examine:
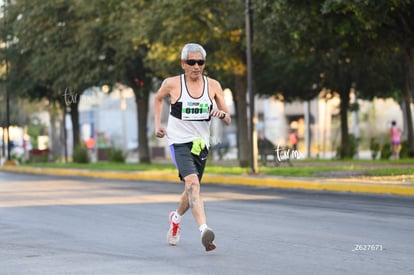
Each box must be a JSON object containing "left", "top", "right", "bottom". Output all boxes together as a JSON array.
[{"left": 1, "top": 165, "right": 414, "bottom": 197}]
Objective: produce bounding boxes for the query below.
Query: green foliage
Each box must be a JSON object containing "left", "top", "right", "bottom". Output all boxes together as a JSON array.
[
  {"left": 11, "top": 151, "right": 24, "bottom": 164},
  {"left": 252, "top": 0, "right": 411, "bottom": 162},
  {"left": 25, "top": 161, "right": 177, "bottom": 172},
  {"left": 253, "top": 0, "right": 404, "bottom": 101},
  {"left": 380, "top": 142, "right": 392, "bottom": 160},
  {"left": 73, "top": 145, "right": 89, "bottom": 164},
  {"left": 27, "top": 119, "right": 48, "bottom": 149},
  {"left": 20, "top": 159, "right": 414, "bottom": 178},
  {"left": 28, "top": 149, "right": 50, "bottom": 163},
  {"left": 108, "top": 148, "right": 126, "bottom": 163},
  {"left": 400, "top": 140, "right": 410, "bottom": 159},
  {"left": 370, "top": 138, "right": 380, "bottom": 160},
  {"left": 336, "top": 134, "right": 359, "bottom": 159},
  {"left": 380, "top": 140, "right": 411, "bottom": 160}
]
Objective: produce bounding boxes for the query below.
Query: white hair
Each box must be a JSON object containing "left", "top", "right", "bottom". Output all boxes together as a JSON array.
[{"left": 181, "top": 43, "right": 207, "bottom": 60}]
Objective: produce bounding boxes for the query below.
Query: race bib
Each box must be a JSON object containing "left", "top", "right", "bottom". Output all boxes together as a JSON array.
[{"left": 181, "top": 101, "right": 211, "bottom": 120}]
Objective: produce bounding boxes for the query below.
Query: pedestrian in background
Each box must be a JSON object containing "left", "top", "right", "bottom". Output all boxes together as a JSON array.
[
  {"left": 154, "top": 43, "right": 231, "bottom": 251},
  {"left": 389, "top": 120, "right": 402, "bottom": 159},
  {"left": 85, "top": 135, "right": 96, "bottom": 162},
  {"left": 289, "top": 129, "right": 298, "bottom": 151}
]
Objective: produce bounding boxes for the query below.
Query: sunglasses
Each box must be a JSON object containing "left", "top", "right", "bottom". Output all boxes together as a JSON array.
[{"left": 185, "top": 59, "right": 205, "bottom": 66}]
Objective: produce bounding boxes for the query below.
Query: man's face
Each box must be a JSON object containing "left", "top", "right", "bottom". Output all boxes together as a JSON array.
[{"left": 181, "top": 52, "right": 205, "bottom": 80}]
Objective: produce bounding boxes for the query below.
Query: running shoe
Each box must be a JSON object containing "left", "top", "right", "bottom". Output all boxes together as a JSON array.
[
  {"left": 167, "top": 211, "right": 180, "bottom": 245},
  {"left": 201, "top": 227, "right": 216, "bottom": 251}
]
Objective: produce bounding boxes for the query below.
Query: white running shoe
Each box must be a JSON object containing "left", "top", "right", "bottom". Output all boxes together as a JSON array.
[
  {"left": 201, "top": 227, "right": 216, "bottom": 251},
  {"left": 167, "top": 211, "right": 180, "bottom": 245}
]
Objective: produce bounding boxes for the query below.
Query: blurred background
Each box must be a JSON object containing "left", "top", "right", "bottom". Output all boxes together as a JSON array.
[{"left": 0, "top": 0, "right": 413, "bottom": 169}]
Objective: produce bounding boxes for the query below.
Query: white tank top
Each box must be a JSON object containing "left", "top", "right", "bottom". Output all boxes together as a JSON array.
[{"left": 166, "top": 74, "right": 212, "bottom": 147}]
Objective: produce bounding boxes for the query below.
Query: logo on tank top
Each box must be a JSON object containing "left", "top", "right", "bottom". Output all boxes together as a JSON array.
[{"left": 182, "top": 102, "right": 211, "bottom": 120}]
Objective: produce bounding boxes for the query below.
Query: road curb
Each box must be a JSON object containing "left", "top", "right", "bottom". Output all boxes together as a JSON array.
[
  {"left": 202, "top": 174, "right": 414, "bottom": 196},
  {"left": 1, "top": 166, "right": 414, "bottom": 197}
]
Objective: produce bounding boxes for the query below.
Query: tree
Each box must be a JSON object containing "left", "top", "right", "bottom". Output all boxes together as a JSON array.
[
  {"left": 252, "top": 0, "right": 404, "bottom": 158},
  {"left": 142, "top": 0, "right": 251, "bottom": 167},
  {"left": 2, "top": 0, "right": 106, "bottom": 150},
  {"left": 118, "top": 46, "right": 153, "bottom": 163},
  {"left": 322, "top": 0, "right": 414, "bottom": 156},
  {"left": 1, "top": 0, "right": 154, "bottom": 163}
]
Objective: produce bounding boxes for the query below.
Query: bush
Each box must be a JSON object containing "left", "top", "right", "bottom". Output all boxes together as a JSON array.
[
  {"left": 336, "top": 134, "right": 359, "bottom": 159},
  {"left": 29, "top": 149, "right": 50, "bottom": 163},
  {"left": 370, "top": 138, "right": 380, "bottom": 160},
  {"left": 400, "top": 140, "right": 410, "bottom": 158},
  {"left": 380, "top": 140, "right": 410, "bottom": 159},
  {"left": 73, "top": 145, "right": 89, "bottom": 163},
  {"left": 108, "top": 147, "right": 126, "bottom": 163},
  {"left": 380, "top": 142, "right": 392, "bottom": 160}
]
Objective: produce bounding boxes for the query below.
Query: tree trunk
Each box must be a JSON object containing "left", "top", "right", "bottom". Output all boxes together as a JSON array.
[
  {"left": 339, "top": 88, "right": 351, "bottom": 158},
  {"left": 49, "top": 103, "right": 61, "bottom": 160},
  {"left": 403, "top": 48, "right": 414, "bottom": 156},
  {"left": 135, "top": 90, "right": 151, "bottom": 163},
  {"left": 63, "top": 104, "right": 68, "bottom": 163},
  {"left": 69, "top": 95, "right": 81, "bottom": 150},
  {"left": 234, "top": 74, "right": 249, "bottom": 167}
]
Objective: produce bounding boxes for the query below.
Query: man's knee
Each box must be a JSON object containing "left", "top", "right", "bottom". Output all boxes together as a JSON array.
[
  {"left": 183, "top": 174, "right": 201, "bottom": 208},
  {"left": 184, "top": 174, "right": 199, "bottom": 186},
  {"left": 184, "top": 174, "right": 201, "bottom": 197}
]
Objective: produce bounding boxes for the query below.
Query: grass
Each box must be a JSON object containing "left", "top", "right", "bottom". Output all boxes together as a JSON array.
[
  {"left": 24, "top": 161, "right": 177, "bottom": 172},
  {"left": 22, "top": 158, "right": 414, "bottom": 178}
]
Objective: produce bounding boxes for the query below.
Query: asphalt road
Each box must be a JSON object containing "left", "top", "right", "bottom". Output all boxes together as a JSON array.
[{"left": 0, "top": 172, "right": 413, "bottom": 275}]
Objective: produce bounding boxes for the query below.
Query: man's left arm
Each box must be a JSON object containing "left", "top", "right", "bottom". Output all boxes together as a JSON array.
[{"left": 211, "top": 80, "right": 231, "bottom": 126}]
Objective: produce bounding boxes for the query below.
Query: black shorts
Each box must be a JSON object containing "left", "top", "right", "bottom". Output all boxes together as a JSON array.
[{"left": 169, "top": 142, "right": 209, "bottom": 182}]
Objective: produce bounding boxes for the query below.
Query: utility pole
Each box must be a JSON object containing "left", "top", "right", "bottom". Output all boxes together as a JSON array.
[
  {"left": 2, "top": 0, "right": 11, "bottom": 162},
  {"left": 5, "top": 57, "right": 10, "bottom": 161},
  {"left": 245, "top": 0, "right": 258, "bottom": 173}
]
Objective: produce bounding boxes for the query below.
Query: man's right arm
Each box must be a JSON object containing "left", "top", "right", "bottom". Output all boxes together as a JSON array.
[{"left": 154, "top": 79, "right": 170, "bottom": 138}]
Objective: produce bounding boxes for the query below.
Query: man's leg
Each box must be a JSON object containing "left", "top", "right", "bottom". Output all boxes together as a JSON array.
[
  {"left": 167, "top": 188, "right": 190, "bottom": 246},
  {"left": 176, "top": 190, "right": 190, "bottom": 216},
  {"left": 167, "top": 174, "right": 206, "bottom": 246},
  {"left": 183, "top": 173, "right": 205, "bottom": 226},
  {"left": 168, "top": 143, "right": 215, "bottom": 250},
  {"left": 183, "top": 173, "right": 216, "bottom": 251}
]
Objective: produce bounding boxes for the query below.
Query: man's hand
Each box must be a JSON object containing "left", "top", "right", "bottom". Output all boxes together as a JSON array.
[
  {"left": 210, "top": 109, "right": 226, "bottom": 119},
  {"left": 155, "top": 127, "right": 166, "bottom": 138}
]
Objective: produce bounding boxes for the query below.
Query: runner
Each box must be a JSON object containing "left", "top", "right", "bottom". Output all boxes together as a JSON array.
[{"left": 153, "top": 43, "right": 231, "bottom": 251}]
